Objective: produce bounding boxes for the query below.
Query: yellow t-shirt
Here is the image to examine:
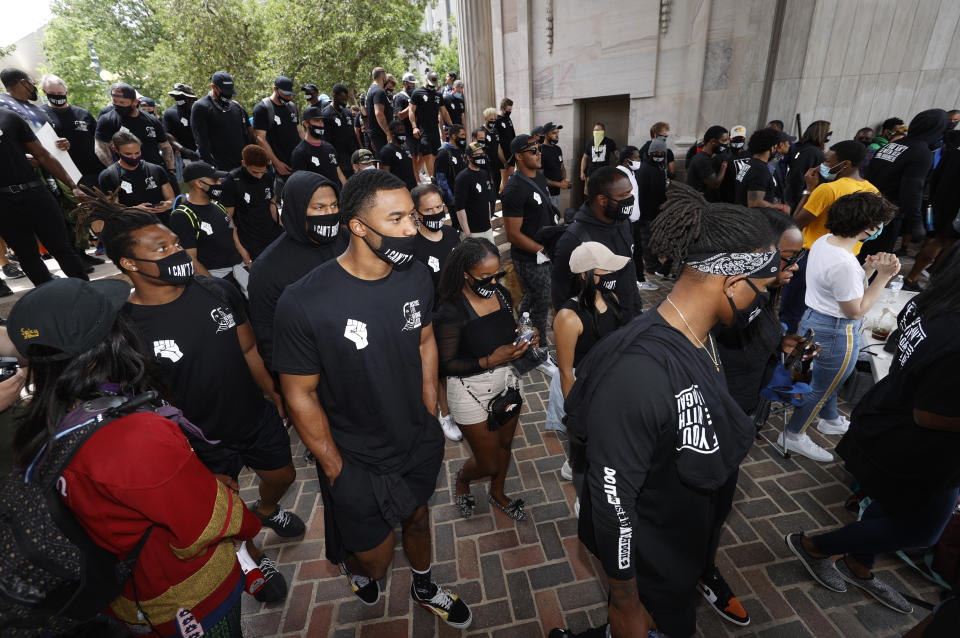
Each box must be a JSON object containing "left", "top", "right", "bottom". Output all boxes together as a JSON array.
[{"left": 801, "top": 177, "right": 879, "bottom": 255}]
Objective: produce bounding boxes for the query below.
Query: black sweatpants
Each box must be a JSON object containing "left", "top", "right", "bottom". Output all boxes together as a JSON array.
[{"left": 0, "top": 186, "right": 88, "bottom": 286}]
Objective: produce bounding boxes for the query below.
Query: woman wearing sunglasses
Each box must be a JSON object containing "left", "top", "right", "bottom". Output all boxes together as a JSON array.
[{"left": 435, "top": 238, "right": 534, "bottom": 521}]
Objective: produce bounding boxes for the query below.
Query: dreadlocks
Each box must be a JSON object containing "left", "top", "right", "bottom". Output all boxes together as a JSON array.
[
  {"left": 649, "top": 182, "right": 775, "bottom": 275},
  {"left": 73, "top": 186, "right": 162, "bottom": 271}
]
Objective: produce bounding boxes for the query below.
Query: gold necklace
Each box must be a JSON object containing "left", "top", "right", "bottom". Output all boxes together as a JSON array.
[{"left": 665, "top": 296, "right": 720, "bottom": 372}]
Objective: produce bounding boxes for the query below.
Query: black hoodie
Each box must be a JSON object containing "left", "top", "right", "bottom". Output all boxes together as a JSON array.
[
  {"left": 248, "top": 171, "right": 347, "bottom": 369},
  {"left": 550, "top": 203, "right": 642, "bottom": 318},
  {"left": 634, "top": 156, "right": 668, "bottom": 220}
]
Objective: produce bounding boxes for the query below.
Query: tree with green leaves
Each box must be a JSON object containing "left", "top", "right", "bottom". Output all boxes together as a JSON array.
[{"left": 431, "top": 34, "right": 459, "bottom": 80}]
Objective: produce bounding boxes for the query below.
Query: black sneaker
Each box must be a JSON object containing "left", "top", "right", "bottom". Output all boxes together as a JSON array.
[
  {"left": 80, "top": 253, "right": 105, "bottom": 265},
  {"left": 2, "top": 263, "right": 24, "bottom": 279},
  {"left": 253, "top": 500, "right": 305, "bottom": 537},
  {"left": 253, "top": 554, "right": 287, "bottom": 602},
  {"left": 0, "top": 280, "right": 12, "bottom": 298},
  {"left": 342, "top": 564, "right": 381, "bottom": 605},
  {"left": 411, "top": 583, "right": 472, "bottom": 628},
  {"left": 698, "top": 566, "right": 750, "bottom": 626}
]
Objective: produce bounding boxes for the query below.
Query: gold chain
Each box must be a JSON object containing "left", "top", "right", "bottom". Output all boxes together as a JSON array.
[{"left": 665, "top": 296, "right": 720, "bottom": 372}]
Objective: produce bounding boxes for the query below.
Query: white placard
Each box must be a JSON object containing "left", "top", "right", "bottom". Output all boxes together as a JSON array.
[{"left": 35, "top": 123, "right": 82, "bottom": 184}]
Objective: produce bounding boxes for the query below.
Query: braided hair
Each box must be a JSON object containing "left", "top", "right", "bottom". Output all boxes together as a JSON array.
[
  {"left": 437, "top": 237, "right": 498, "bottom": 304},
  {"left": 73, "top": 186, "right": 161, "bottom": 271},
  {"left": 648, "top": 182, "right": 775, "bottom": 276}
]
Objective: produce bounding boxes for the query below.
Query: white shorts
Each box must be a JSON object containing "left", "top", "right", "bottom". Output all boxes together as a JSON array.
[{"left": 447, "top": 366, "right": 521, "bottom": 426}]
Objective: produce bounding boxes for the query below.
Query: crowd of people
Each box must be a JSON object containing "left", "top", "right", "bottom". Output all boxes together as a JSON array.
[{"left": 0, "top": 59, "right": 958, "bottom": 638}]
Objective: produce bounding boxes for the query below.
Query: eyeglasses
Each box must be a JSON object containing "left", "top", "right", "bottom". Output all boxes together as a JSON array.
[
  {"left": 470, "top": 271, "right": 506, "bottom": 286},
  {"left": 523, "top": 147, "right": 541, "bottom": 155},
  {"left": 781, "top": 248, "right": 807, "bottom": 268}
]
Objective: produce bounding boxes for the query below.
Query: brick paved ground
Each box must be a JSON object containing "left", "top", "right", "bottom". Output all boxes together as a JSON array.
[{"left": 239, "top": 269, "right": 948, "bottom": 638}]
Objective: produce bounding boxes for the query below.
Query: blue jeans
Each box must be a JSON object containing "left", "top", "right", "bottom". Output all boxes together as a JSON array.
[{"left": 786, "top": 308, "right": 862, "bottom": 434}]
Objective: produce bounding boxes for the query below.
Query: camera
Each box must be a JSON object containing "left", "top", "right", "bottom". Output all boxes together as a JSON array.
[{"left": 0, "top": 357, "right": 18, "bottom": 383}]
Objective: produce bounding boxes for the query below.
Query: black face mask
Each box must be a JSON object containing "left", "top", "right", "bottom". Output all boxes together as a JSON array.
[
  {"left": 596, "top": 271, "right": 619, "bottom": 291},
  {"left": 47, "top": 94, "right": 67, "bottom": 107},
  {"left": 456, "top": 138, "right": 466, "bottom": 150},
  {"left": 114, "top": 104, "right": 134, "bottom": 117},
  {"left": 605, "top": 194, "right": 634, "bottom": 221},
  {"left": 25, "top": 83, "right": 38, "bottom": 102},
  {"left": 119, "top": 154, "right": 142, "bottom": 169},
  {"left": 420, "top": 212, "right": 445, "bottom": 231},
  {"left": 309, "top": 126, "right": 324, "bottom": 138},
  {"left": 503, "top": 111, "right": 512, "bottom": 120},
  {"left": 485, "top": 122, "right": 495, "bottom": 130},
  {"left": 726, "top": 279, "right": 769, "bottom": 330},
  {"left": 130, "top": 250, "right": 194, "bottom": 284},
  {"left": 397, "top": 134, "right": 406, "bottom": 143},
  {"left": 357, "top": 220, "right": 417, "bottom": 267},
  {"left": 468, "top": 274, "right": 499, "bottom": 298},
  {"left": 715, "top": 144, "right": 728, "bottom": 154},
  {"left": 217, "top": 94, "right": 232, "bottom": 108},
  {"left": 825, "top": 132, "right": 833, "bottom": 143},
  {"left": 385, "top": 89, "right": 394, "bottom": 99},
  {"left": 472, "top": 154, "right": 487, "bottom": 167},
  {"left": 306, "top": 213, "right": 340, "bottom": 244}
]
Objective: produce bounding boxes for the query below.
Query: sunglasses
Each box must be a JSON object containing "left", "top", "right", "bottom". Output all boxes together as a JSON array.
[
  {"left": 470, "top": 271, "right": 506, "bottom": 286},
  {"left": 781, "top": 248, "right": 807, "bottom": 268},
  {"left": 522, "top": 147, "right": 541, "bottom": 155}
]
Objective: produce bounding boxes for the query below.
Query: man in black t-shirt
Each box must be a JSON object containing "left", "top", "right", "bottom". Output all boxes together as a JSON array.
[
  {"left": 274, "top": 169, "right": 472, "bottom": 628},
  {"left": 410, "top": 71, "right": 452, "bottom": 178},
  {"left": 106, "top": 211, "right": 300, "bottom": 603},
  {"left": 734, "top": 128, "right": 789, "bottom": 211},
  {"left": 638, "top": 122, "right": 676, "bottom": 176},
  {"left": 40, "top": 76, "right": 104, "bottom": 187},
  {"left": 252, "top": 76, "right": 302, "bottom": 185},
  {"left": 290, "top": 105, "right": 347, "bottom": 186},
  {"left": 95, "top": 82, "right": 174, "bottom": 174},
  {"left": 0, "top": 109, "right": 88, "bottom": 286},
  {"left": 163, "top": 83, "right": 198, "bottom": 164},
  {"left": 435, "top": 125, "right": 466, "bottom": 208},
  {"left": 502, "top": 134, "right": 554, "bottom": 341},
  {"left": 454, "top": 142, "right": 495, "bottom": 240},
  {"left": 379, "top": 120, "right": 418, "bottom": 190},
  {"left": 686, "top": 125, "right": 730, "bottom": 199},
  {"left": 365, "top": 67, "right": 393, "bottom": 151},
  {"left": 98, "top": 131, "right": 174, "bottom": 219},
  {"left": 443, "top": 80, "right": 465, "bottom": 129},
  {"left": 191, "top": 71, "right": 253, "bottom": 170},
  {"left": 167, "top": 162, "right": 250, "bottom": 294},
  {"left": 540, "top": 121, "right": 570, "bottom": 209},
  {"left": 580, "top": 121, "right": 617, "bottom": 186},
  {"left": 495, "top": 98, "right": 516, "bottom": 182},
  {"left": 393, "top": 73, "right": 421, "bottom": 175},
  {"left": 322, "top": 84, "right": 360, "bottom": 177},
  {"left": 219, "top": 144, "right": 282, "bottom": 259}
]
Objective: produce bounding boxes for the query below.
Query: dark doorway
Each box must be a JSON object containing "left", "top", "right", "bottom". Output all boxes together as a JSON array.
[{"left": 571, "top": 95, "right": 630, "bottom": 209}]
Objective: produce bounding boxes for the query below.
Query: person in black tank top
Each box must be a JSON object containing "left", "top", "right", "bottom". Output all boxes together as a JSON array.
[
  {"left": 435, "top": 238, "right": 537, "bottom": 521},
  {"left": 547, "top": 242, "right": 630, "bottom": 494}
]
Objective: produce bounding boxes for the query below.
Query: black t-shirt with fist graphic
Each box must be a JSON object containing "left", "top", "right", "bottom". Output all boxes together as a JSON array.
[{"left": 413, "top": 225, "right": 460, "bottom": 292}]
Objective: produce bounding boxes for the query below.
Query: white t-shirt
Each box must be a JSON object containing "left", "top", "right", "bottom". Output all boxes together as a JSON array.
[{"left": 804, "top": 234, "right": 865, "bottom": 318}]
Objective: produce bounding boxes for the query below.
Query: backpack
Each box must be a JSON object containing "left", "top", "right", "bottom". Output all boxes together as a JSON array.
[
  {"left": 172, "top": 199, "right": 231, "bottom": 241},
  {"left": 259, "top": 97, "right": 298, "bottom": 132},
  {"left": 0, "top": 392, "right": 158, "bottom": 636}
]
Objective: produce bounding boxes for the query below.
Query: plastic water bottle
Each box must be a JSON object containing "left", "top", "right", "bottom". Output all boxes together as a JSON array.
[
  {"left": 236, "top": 541, "right": 266, "bottom": 595},
  {"left": 516, "top": 312, "right": 535, "bottom": 344}
]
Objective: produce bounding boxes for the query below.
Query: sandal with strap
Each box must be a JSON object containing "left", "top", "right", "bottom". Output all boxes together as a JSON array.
[
  {"left": 488, "top": 493, "right": 526, "bottom": 521},
  {"left": 454, "top": 470, "right": 475, "bottom": 518}
]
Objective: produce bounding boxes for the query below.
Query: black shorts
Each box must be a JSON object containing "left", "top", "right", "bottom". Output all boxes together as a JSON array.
[
  {"left": 931, "top": 203, "right": 960, "bottom": 239},
  {"left": 193, "top": 404, "right": 292, "bottom": 479},
  {"left": 317, "top": 426, "right": 444, "bottom": 559},
  {"left": 404, "top": 135, "right": 420, "bottom": 157},
  {"left": 418, "top": 132, "right": 441, "bottom": 156}
]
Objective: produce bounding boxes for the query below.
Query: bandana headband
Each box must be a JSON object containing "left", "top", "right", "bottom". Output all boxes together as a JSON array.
[{"left": 685, "top": 250, "right": 780, "bottom": 278}]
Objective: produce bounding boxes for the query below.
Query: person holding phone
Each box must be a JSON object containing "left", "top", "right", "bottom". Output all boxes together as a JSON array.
[
  {"left": 435, "top": 238, "right": 535, "bottom": 522},
  {"left": 98, "top": 130, "right": 174, "bottom": 224}
]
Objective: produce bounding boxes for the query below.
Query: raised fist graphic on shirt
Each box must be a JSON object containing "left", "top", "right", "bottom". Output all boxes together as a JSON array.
[
  {"left": 344, "top": 319, "right": 368, "bottom": 350},
  {"left": 153, "top": 339, "right": 184, "bottom": 363}
]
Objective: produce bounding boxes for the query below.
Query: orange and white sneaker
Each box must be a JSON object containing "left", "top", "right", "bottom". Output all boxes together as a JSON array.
[{"left": 698, "top": 567, "right": 750, "bottom": 626}]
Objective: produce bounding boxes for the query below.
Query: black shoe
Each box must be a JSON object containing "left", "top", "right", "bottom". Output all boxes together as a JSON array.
[
  {"left": 2, "top": 263, "right": 24, "bottom": 279},
  {"left": 253, "top": 500, "right": 306, "bottom": 537},
  {"left": 342, "top": 563, "right": 381, "bottom": 605},
  {"left": 41, "top": 254, "right": 53, "bottom": 261},
  {"left": 698, "top": 566, "right": 750, "bottom": 626},
  {"left": 412, "top": 582, "right": 472, "bottom": 628},
  {"left": 0, "top": 281, "right": 12, "bottom": 297},
  {"left": 84, "top": 265, "right": 95, "bottom": 274},
  {"left": 902, "top": 279, "right": 922, "bottom": 292},
  {"left": 81, "top": 253, "right": 105, "bottom": 265},
  {"left": 253, "top": 554, "right": 287, "bottom": 602}
]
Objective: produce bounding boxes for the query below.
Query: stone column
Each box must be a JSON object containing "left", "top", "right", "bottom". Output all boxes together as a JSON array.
[{"left": 456, "top": 0, "right": 496, "bottom": 132}]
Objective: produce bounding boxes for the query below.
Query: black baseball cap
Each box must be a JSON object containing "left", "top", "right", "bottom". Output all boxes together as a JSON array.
[
  {"left": 542, "top": 121, "right": 563, "bottom": 133},
  {"left": 510, "top": 134, "right": 537, "bottom": 155},
  {"left": 302, "top": 105, "right": 324, "bottom": 121},
  {"left": 301, "top": 83, "right": 319, "bottom": 93},
  {"left": 274, "top": 76, "right": 295, "bottom": 98},
  {"left": 110, "top": 82, "right": 136, "bottom": 100},
  {"left": 182, "top": 161, "right": 220, "bottom": 182},
  {"left": 211, "top": 71, "right": 235, "bottom": 97},
  {"left": 139, "top": 96, "right": 155, "bottom": 107},
  {"left": 8, "top": 279, "right": 132, "bottom": 361},
  {"left": 532, "top": 125, "right": 545, "bottom": 136}
]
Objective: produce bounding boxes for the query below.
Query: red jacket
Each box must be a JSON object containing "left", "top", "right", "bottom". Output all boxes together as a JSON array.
[{"left": 61, "top": 412, "right": 261, "bottom": 635}]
